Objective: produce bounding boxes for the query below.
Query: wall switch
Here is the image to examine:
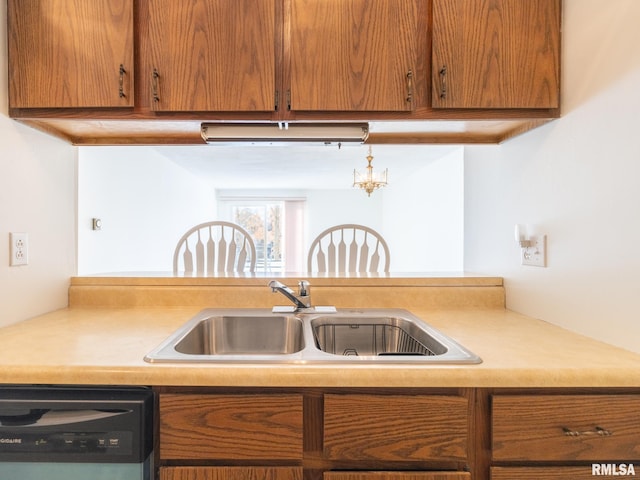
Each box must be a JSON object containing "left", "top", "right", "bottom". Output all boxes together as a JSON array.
[
  {"left": 10, "top": 232, "right": 29, "bottom": 266},
  {"left": 521, "top": 234, "right": 546, "bottom": 267}
]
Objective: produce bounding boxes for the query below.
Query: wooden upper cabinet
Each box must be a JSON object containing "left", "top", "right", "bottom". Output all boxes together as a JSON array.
[
  {"left": 147, "top": 0, "right": 277, "bottom": 112},
  {"left": 289, "top": 0, "right": 426, "bottom": 112},
  {"left": 8, "top": 0, "right": 134, "bottom": 109},
  {"left": 432, "top": 0, "right": 561, "bottom": 109}
]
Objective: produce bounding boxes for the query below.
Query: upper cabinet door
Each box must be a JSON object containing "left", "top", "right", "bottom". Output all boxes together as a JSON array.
[
  {"left": 147, "top": 0, "right": 277, "bottom": 112},
  {"left": 289, "top": 0, "right": 423, "bottom": 112},
  {"left": 432, "top": 0, "right": 561, "bottom": 109},
  {"left": 8, "top": 0, "right": 134, "bottom": 109}
]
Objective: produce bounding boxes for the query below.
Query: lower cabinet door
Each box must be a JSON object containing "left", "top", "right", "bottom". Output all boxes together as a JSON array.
[
  {"left": 324, "top": 472, "right": 470, "bottom": 480},
  {"left": 491, "top": 395, "right": 640, "bottom": 461},
  {"left": 159, "top": 394, "right": 303, "bottom": 460},
  {"left": 491, "top": 466, "right": 636, "bottom": 480},
  {"left": 159, "top": 466, "right": 303, "bottom": 480},
  {"left": 324, "top": 394, "right": 469, "bottom": 462}
]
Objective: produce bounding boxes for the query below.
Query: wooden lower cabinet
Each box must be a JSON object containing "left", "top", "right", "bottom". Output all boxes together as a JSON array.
[
  {"left": 159, "top": 467, "right": 302, "bottom": 480},
  {"left": 492, "top": 395, "right": 640, "bottom": 461},
  {"left": 324, "top": 394, "right": 469, "bottom": 462},
  {"left": 490, "top": 394, "right": 640, "bottom": 480},
  {"left": 491, "top": 466, "right": 624, "bottom": 480},
  {"left": 159, "top": 394, "right": 303, "bottom": 460},
  {"left": 325, "top": 473, "right": 470, "bottom": 480},
  {"left": 156, "top": 389, "right": 640, "bottom": 480}
]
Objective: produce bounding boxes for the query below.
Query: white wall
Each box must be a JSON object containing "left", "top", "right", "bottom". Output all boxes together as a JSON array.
[
  {"left": 464, "top": 0, "right": 640, "bottom": 352},
  {"left": 77, "top": 160, "right": 464, "bottom": 275},
  {"left": 307, "top": 188, "right": 385, "bottom": 240},
  {"left": 0, "top": 3, "right": 76, "bottom": 326},
  {"left": 384, "top": 148, "right": 464, "bottom": 271},
  {"left": 77, "top": 147, "right": 217, "bottom": 273}
]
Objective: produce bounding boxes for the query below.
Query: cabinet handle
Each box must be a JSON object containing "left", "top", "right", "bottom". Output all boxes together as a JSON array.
[
  {"left": 439, "top": 65, "right": 447, "bottom": 99},
  {"left": 118, "top": 64, "right": 127, "bottom": 98},
  {"left": 406, "top": 69, "right": 414, "bottom": 104},
  {"left": 562, "top": 426, "right": 613, "bottom": 437},
  {"left": 152, "top": 68, "right": 160, "bottom": 103}
]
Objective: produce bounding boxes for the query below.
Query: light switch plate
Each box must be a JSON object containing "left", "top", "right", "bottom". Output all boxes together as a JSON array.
[{"left": 521, "top": 234, "right": 546, "bottom": 267}]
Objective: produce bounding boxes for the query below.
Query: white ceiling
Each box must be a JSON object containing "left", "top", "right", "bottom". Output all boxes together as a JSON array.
[{"left": 154, "top": 142, "right": 459, "bottom": 189}]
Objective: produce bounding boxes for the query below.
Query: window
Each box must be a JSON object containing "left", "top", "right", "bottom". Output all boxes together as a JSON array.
[{"left": 219, "top": 198, "right": 305, "bottom": 273}]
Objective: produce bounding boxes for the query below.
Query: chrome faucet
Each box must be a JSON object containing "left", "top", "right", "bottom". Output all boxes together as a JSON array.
[{"left": 269, "top": 280, "right": 311, "bottom": 310}]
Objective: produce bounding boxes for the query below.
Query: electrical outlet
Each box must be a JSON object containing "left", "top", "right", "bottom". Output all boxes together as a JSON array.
[
  {"left": 10, "top": 232, "right": 29, "bottom": 266},
  {"left": 521, "top": 234, "right": 546, "bottom": 267}
]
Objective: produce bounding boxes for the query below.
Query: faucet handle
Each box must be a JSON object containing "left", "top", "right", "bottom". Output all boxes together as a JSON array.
[{"left": 298, "top": 280, "right": 310, "bottom": 296}]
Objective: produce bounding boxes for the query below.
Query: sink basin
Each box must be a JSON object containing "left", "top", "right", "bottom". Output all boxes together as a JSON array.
[
  {"left": 308, "top": 311, "right": 480, "bottom": 363},
  {"left": 175, "top": 315, "right": 304, "bottom": 355},
  {"left": 144, "top": 308, "right": 481, "bottom": 364},
  {"left": 311, "top": 316, "right": 448, "bottom": 357},
  {"left": 145, "top": 310, "right": 306, "bottom": 363}
]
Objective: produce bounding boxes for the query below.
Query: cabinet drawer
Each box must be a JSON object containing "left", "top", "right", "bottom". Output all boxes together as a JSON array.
[
  {"left": 491, "top": 466, "right": 632, "bottom": 480},
  {"left": 160, "top": 394, "right": 303, "bottom": 460},
  {"left": 492, "top": 395, "right": 640, "bottom": 461},
  {"left": 325, "top": 473, "right": 470, "bottom": 480},
  {"left": 160, "top": 466, "right": 303, "bottom": 480},
  {"left": 324, "top": 394, "right": 468, "bottom": 461}
]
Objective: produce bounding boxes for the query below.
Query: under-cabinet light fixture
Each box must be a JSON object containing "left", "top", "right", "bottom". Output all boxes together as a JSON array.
[{"left": 201, "top": 122, "right": 369, "bottom": 145}]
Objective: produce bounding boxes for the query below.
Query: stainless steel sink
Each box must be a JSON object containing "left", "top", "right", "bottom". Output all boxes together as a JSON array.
[
  {"left": 311, "top": 316, "right": 448, "bottom": 357},
  {"left": 145, "top": 310, "right": 306, "bottom": 363},
  {"left": 144, "top": 308, "right": 481, "bottom": 364},
  {"left": 175, "top": 315, "right": 304, "bottom": 355}
]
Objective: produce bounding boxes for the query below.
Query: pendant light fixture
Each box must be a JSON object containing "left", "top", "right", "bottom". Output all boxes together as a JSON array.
[{"left": 353, "top": 145, "right": 388, "bottom": 196}]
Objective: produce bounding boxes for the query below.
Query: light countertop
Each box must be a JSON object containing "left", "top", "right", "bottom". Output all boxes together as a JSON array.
[{"left": 1, "top": 305, "right": 640, "bottom": 388}]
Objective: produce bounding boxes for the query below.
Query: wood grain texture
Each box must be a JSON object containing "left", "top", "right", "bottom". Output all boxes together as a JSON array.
[
  {"left": 289, "top": 0, "right": 426, "bottom": 111},
  {"left": 492, "top": 395, "right": 640, "bottom": 461},
  {"left": 491, "top": 466, "right": 612, "bottom": 480},
  {"left": 147, "top": 0, "right": 277, "bottom": 112},
  {"left": 160, "top": 394, "right": 303, "bottom": 460},
  {"left": 325, "top": 473, "right": 470, "bottom": 480},
  {"left": 160, "top": 466, "right": 303, "bottom": 480},
  {"left": 323, "top": 394, "right": 469, "bottom": 461},
  {"left": 432, "top": 0, "right": 561, "bottom": 108},
  {"left": 8, "top": 0, "right": 134, "bottom": 108}
]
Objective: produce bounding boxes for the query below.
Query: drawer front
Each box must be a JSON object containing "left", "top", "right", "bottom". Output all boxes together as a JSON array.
[
  {"left": 160, "top": 466, "right": 303, "bottom": 480},
  {"left": 491, "top": 466, "right": 636, "bottom": 480},
  {"left": 324, "top": 394, "right": 469, "bottom": 461},
  {"left": 325, "top": 473, "right": 471, "bottom": 480},
  {"left": 160, "top": 394, "right": 303, "bottom": 460},
  {"left": 492, "top": 395, "right": 640, "bottom": 461}
]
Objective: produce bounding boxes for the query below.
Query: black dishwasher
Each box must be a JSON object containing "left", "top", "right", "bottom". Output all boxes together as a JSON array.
[{"left": 0, "top": 386, "right": 154, "bottom": 480}]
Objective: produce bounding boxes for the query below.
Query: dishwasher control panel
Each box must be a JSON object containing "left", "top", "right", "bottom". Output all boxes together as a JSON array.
[
  {"left": 0, "top": 387, "right": 153, "bottom": 463},
  {"left": 0, "top": 430, "right": 133, "bottom": 455}
]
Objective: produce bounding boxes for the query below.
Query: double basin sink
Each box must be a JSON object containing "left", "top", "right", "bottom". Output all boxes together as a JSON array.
[{"left": 144, "top": 308, "right": 481, "bottom": 364}]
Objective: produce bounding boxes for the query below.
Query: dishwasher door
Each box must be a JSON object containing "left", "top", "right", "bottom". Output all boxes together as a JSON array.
[{"left": 0, "top": 386, "right": 154, "bottom": 480}]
